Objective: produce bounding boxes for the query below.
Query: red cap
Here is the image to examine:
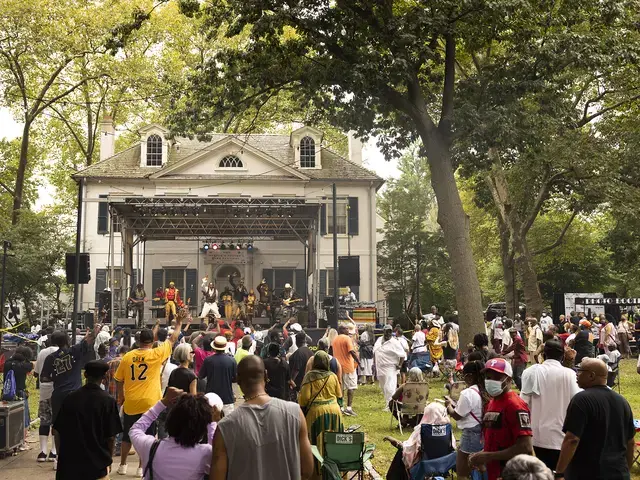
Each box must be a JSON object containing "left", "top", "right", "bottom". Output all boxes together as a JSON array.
[{"left": 482, "top": 357, "right": 513, "bottom": 378}]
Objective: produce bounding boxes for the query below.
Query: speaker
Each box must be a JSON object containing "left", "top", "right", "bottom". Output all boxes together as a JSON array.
[
  {"left": 65, "top": 253, "right": 91, "bottom": 284},
  {"left": 338, "top": 256, "right": 360, "bottom": 287},
  {"left": 0, "top": 401, "right": 25, "bottom": 452}
]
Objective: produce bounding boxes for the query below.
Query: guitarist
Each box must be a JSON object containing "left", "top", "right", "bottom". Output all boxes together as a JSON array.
[
  {"left": 280, "top": 283, "right": 301, "bottom": 320},
  {"left": 128, "top": 283, "right": 147, "bottom": 328}
]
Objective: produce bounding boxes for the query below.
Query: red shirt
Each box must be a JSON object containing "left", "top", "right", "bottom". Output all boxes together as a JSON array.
[
  {"left": 502, "top": 337, "right": 528, "bottom": 365},
  {"left": 483, "top": 390, "right": 533, "bottom": 480},
  {"left": 193, "top": 347, "right": 214, "bottom": 376},
  {"left": 558, "top": 333, "right": 570, "bottom": 346}
]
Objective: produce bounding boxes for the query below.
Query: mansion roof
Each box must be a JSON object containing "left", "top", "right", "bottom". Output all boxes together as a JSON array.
[{"left": 75, "top": 133, "right": 383, "bottom": 184}]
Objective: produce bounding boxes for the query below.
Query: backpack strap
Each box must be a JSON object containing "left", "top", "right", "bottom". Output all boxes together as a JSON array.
[
  {"left": 468, "top": 386, "right": 483, "bottom": 425},
  {"left": 143, "top": 439, "right": 161, "bottom": 480}
]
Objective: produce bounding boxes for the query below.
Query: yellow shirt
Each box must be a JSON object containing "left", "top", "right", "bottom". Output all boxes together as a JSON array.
[{"left": 114, "top": 341, "right": 172, "bottom": 415}]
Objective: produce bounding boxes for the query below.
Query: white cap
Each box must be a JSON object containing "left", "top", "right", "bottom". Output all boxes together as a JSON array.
[
  {"left": 290, "top": 323, "right": 302, "bottom": 333},
  {"left": 284, "top": 283, "right": 291, "bottom": 289},
  {"left": 243, "top": 327, "right": 252, "bottom": 334},
  {"left": 205, "top": 393, "right": 223, "bottom": 410}
]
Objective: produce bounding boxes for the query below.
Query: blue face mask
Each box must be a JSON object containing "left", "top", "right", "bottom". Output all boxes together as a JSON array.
[{"left": 485, "top": 379, "right": 505, "bottom": 397}]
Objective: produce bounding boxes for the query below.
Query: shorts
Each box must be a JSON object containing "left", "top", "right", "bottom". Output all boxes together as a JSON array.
[
  {"left": 122, "top": 413, "right": 156, "bottom": 443},
  {"left": 342, "top": 371, "right": 358, "bottom": 391},
  {"left": 51, "top": 391, "right": 71, "bottom": 426},
  {"left": 459, "top": 424, "right": 483, "bottom": 454},
  {"left": 38, "top": 399, "right": 53, "bottom": 427}
]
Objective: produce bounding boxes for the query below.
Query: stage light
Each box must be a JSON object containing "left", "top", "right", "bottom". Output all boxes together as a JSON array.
[
  {"left": 246, "top": 243, "right": 254, "bottom": 252},
  {"left": 220, "top": 243, "right": 227, "bottom": 250},
  {"left": 236, "top": 243, "right": 241, "bottom": 250},
  {"left": 211, "top": 243, "right": 219, "bottom": 250},
  {"left": 203, "top": 243, "right": 210, "bottom": 252}
]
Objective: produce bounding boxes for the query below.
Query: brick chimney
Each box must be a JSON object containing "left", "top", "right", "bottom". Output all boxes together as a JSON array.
[{"left": 99, "top": 115, "right": 115, "bottom": 161}]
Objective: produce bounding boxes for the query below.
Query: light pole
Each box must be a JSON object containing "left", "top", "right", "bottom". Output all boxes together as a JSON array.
[{"left": 0, "top": 240, "right": 12, "bottom": 350}]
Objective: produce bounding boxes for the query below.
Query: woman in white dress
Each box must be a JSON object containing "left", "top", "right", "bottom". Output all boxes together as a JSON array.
[{"left": 358, "top": 324, "right": 375, "bottom": 384}]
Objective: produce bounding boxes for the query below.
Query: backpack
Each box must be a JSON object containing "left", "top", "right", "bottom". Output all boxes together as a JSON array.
[{"left": 2, "top": 368, "right": 17, "bottom": 401}]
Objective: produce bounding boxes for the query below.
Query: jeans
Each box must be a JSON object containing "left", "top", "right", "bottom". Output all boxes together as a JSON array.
[{"left": 513, "top": 363, "right": 525, "bottom": 390}]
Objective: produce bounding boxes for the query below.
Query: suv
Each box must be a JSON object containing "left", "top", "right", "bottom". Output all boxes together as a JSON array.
[{"left": 484, "top": 302, "right": 526, "bottom": 322}]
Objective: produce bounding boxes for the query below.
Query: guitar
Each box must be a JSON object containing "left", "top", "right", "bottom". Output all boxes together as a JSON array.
[{"left": 282, "top": 298, "right": 303, "bottom": 307}]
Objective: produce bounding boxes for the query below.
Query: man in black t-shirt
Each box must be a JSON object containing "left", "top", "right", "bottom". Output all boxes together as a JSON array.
[
  {"left": 289, "top": 332, "right": 314, "bottom": 398},
  {"left": 264, "top": 342, "right": 292, "bottom": 399},
  {"left": 55, "top": 360, "right": 122, "bottom": 480},
  {"left": 555, "top": 358, "right": 635, "bottom": 480},
  {"left": 198, "top": 336, "right": 237, "bottom": 415}
]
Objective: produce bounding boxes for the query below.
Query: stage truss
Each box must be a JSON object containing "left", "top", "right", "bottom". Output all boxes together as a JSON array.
[{"left": 110, "top": 196, "right": 323, "bottom": 241}]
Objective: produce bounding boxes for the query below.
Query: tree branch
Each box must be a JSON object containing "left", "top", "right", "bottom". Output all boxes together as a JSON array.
[
  {"left": 532, "top": 208, "right": 579, "bottom": 256},
  {"left": 520, "top": 168, "right": 571, "bottom": 237},
  {"left": 0, "top": 180, "right": 15, "bottom": 197},
  {"left": 439, "top": 33, "right": 455, "bottom": 138},
  {"left": 573, "top": 93, "right": 640, "bottom": 129},
  {"left": 49, "top": 105, "right": 88, "bottom": 159}
]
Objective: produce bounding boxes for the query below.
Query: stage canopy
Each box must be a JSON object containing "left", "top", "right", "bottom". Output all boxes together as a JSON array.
[{"left": 109, "top": 196, "right": 322, "bottom": 241}]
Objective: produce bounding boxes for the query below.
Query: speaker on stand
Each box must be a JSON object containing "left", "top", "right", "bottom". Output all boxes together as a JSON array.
[{"left": 338, "top": 256, "right": 360, "bottom": 287}]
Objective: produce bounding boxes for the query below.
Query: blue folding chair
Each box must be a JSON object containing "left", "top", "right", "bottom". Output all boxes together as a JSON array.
[{"left": 409, "top": 424, "right": 457, "bottom": 479}]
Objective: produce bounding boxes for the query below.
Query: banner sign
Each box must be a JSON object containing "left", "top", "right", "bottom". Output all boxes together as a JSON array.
[
  {"left": 204, "top": 250, "right": 248, "bottom": 265},
  {"left": 575, "top": 297, "right": 640, "bottom": 306}
]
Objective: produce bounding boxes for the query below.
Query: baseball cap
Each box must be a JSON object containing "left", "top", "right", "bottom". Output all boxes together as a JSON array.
[
  {"left": 205, "top": 393, "right": 223, "bottom": 410},
  {"left": 383, "top": 324, "right": 393, "bottom": 331},
  {"left": 139, "top": 329, "right": 154, "bottom": 344},
  {"left": 211, "top": 336, "right": 228, "bottom": 351},
  {"left": 85, "top": 360, "right": 110, "bottom": 378},
  {"left": 243, "top": 327, "right": 252, "bottom": 334},
  {"left": 482, "top": 357, "right": 513, "bottom": 378},
  {"left": 290, "top": 323, "right": 302, "bottom": 333}
]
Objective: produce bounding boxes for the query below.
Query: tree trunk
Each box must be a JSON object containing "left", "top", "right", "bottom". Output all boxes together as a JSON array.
[
  {"left": 12, "top": 122, "right": 31, "bottom": 224},
  {"left": 515, "top": 237, "right": 545, "bottom": 320},
  {"left": 421, "top": 134, "right": 484, "bottom": 346},
  {"left": 498, "top": 217, "right": 516, "bottom": 318}
]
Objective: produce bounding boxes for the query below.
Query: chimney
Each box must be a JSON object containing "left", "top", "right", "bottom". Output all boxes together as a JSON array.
[
  {"left": 99, "top": 115, "right": 115, "bottom": 161},
  {"left": 348, "top": 131, "right": 363, "bottom": 165}
]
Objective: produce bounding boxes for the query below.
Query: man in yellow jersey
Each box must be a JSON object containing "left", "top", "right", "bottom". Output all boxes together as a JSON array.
[{"left": 114, "top": 309, "right": 186, "bottom": 476}]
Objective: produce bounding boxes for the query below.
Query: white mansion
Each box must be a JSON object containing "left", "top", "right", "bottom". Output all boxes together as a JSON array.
[{"left": 73, "top": 119, "right": 384, "bottom": 324}]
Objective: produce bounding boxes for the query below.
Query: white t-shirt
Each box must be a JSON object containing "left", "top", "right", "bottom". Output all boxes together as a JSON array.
[
  {"left": 161, "top": 362, "right": 178, "bottom": 392},
  {"left": 411, "top": 331, "right": 427, "bottom": 353},
  {"left": 36, "top": 346, "right": 59, "bottom": 401},
  {"left": 397, "top": 336, "right": 409, "bottom": 354},
  {"left": 540, "top": 316, "right": 553, "bottom": 332},
  {"left": 520, "top": 359, "right": 581, "bottom": 450},
  {"left": 605, "top": 349, "right": 621, "bottom": 364},
  {"left": 454, "top": 385, "right": 483, "bottom": 429},
  {"left": 501, "top": 330, "right": 514, "bottom": 358}
]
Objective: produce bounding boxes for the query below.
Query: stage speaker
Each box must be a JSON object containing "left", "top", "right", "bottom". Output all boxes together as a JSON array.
[
  {"left": 65, "top": 253, "right": 91, "bottom": 284},
  {"left": 0, "top": 401, "right": 25, "bottom": 452},
  {"left": 338, "top": 256, "right": 360, "bottom": 287}
]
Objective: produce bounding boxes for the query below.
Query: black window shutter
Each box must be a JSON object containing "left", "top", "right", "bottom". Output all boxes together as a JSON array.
[
  {"left": 185, "top": 269, "right": 197, "bottom": 307},
  {"left": 320, "top": 270, "right": 327, "bottom": 299},
  {"left": 151, "top": 269, "right": 164, "bottom": 306},
  {"left": 320, "top": 201, "right": 327, "bottom": 235},
  {"left": 348, "top": 197, "right": 359, "bottom": 236},
  {"left": 130, "top": 269, "right": 139, "bottom": 291},
  {"left": 97, "top": 195, "right": 109, "bottom": 234},
  {"left": 94, "top": 269, "right": 107, "bottom": 307},
  {"left": 295, "top": 269, "right": 306, "bottom": 297}
]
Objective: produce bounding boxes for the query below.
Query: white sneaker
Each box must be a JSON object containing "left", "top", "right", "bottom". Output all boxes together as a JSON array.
[
  {"left": 136, "top": 467, "right": 143, "bottom": 477},
  {"left": 344, "top": 407, "right": 357, "bottom": 417},
  {"left": 53, "top": 459, "right": 57, "bottom": 471},
  {"left": 117, "top": 464, "right": 128, "bottom": 475}
]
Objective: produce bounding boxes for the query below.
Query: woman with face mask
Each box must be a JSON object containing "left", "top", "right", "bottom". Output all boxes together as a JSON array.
[
  {"left": 468, "top": 358, "right": 534, "bottom": 480},
  {"left": 445, "top": 360, "right": 489, "bottom": 479}
]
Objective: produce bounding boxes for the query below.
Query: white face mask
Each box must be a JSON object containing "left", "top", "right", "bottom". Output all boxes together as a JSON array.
[{"left": 485, "top": 379, "right": 505, "bottom": 397}]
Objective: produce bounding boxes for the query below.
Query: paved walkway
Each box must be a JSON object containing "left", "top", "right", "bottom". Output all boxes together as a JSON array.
[{"left": 0, "top": 431, "right": 141, "bottom": 480}]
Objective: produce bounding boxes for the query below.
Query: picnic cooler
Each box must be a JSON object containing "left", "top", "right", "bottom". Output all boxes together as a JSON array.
[{"left": 0, "top": 400, "right": 25, "bottom": 452}]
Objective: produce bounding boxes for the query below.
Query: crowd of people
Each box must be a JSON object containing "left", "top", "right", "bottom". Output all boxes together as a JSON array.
[{"left": 2, "top": 305, "right": 639, "bottom": 480}]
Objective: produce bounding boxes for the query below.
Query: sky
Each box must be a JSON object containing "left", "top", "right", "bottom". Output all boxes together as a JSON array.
[{"left": 0, "top": 107, "right": 399, "bottom": 209}]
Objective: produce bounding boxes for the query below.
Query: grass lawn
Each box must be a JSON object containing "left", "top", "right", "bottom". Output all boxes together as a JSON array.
[{"left": 346, "top": 358, "right": 640, "bottom": 478}]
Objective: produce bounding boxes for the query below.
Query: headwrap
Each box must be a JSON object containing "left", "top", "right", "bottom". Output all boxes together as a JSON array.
[
  {"left": 301, "top": 351, "right": 332, "bottom": 386},
  {"left": 402, "top": 402, "right": 455, "bottom": 469}
]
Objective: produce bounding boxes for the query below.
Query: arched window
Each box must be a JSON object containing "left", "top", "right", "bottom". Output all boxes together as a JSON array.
[
  {"left": 300, "top": 136, "right": 316, "bottom": 168},
  {"left": 219, "top": 155, "right": 243, "bottom": 168},
  {"left": 146, "top": 134, "right": 163, "bottom": 166}
]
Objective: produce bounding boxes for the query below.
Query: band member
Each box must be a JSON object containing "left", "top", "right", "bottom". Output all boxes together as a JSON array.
[
  {"left": 229, "top": 273, "right": 248, "bottom": 319},
  {"left": 246, "top": 289, "right": 256, "bottom": 320},
  {"left": 256, "top": 279, "right": 271, "bottom": 318},
  {"left": 201, "top": 278, "right": 221, "bottom": 322},
  {"left": 163, "top": 281, "right": 183, "bottom": 321},
  {"left": 343, "top": 286, "right": 357, "bottom": 303},
  {"left": 128, "top": 283, "right": 147, "bottom": 327},
  {"left": 221, "top": 288, "right": 233, "bottom": 319},
  {"left": 280, "top": 283, "right": 301, "bottom": 319}
]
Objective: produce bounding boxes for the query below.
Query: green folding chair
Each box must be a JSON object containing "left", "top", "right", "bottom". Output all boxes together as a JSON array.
[{"left": 311, "top": 432, "right": 375, "bottom": 480}]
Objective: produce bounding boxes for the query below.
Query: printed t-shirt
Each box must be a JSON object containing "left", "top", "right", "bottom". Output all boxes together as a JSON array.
[
  {"left": 482, "top": 390, "right": 532, "bottom": 480},
  {"left": 114, "top": 341, "right": 172, "bottom": 415}
]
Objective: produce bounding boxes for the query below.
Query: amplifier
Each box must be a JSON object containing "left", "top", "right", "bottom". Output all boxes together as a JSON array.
[{"left": 0, "top": 400, "right": 25, "bottom": 452}]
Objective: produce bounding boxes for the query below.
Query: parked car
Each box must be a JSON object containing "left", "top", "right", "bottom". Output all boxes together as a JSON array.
[{"left": 484, "top": 302, "right": 526, "bottom": 322}]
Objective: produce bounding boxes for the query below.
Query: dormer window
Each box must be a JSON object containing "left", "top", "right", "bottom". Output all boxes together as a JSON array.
[
  {"left": 219, "top": 155, "right": 243, "bottom": 168},
  {"left": 300, "top": 137, "right": 316, "bottom": 168},
  {"left": 146, "top": 134, "right": 163, "bottom": 166}
]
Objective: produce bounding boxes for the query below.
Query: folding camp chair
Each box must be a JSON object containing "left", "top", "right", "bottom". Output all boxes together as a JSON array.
[
  {"left": 409, "top": 424, "right": 457, "bottom": 480},
  {"left": 390, "top": 382, "right": 429, "bottom": 434},
  {"left": 607, "top": 358, "right": 621, "bottom": 392},
  {"left": 311, "top": 431, "right": 375, "bottom": 480}
]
